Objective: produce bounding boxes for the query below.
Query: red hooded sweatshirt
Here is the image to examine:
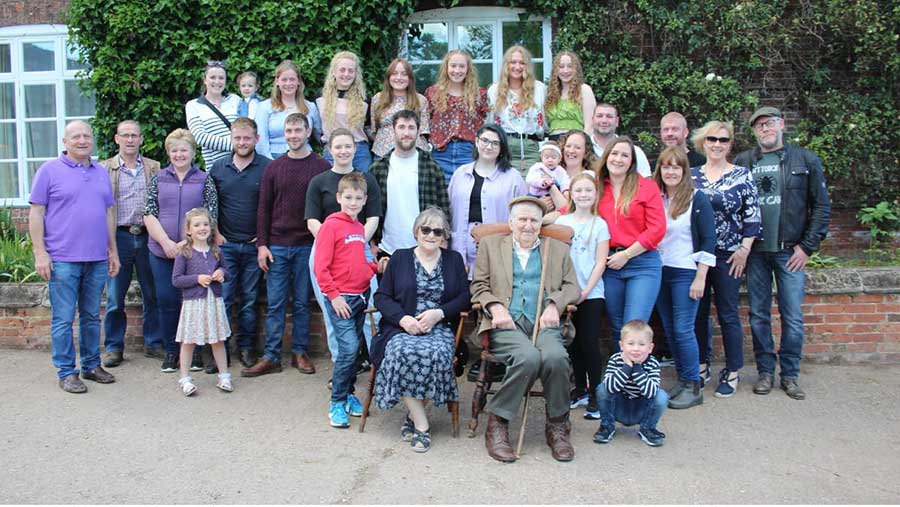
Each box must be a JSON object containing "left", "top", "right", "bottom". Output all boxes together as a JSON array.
[{"left": 314, "top": 211, "right": 378, "bottom": 300}]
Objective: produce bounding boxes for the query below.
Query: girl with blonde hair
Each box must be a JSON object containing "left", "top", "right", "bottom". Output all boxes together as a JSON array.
[
  {"left": 316, "top": 51, "right": 373, "bottom": 172},
  {"left": 545, "top": 51, "right": 596, "bottom": 139}
]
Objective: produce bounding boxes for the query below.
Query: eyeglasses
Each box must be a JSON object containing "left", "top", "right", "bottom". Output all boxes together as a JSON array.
[
  {"left": 705, "top": 136, "right": 731, "bottom": 144},
  {"left": 207, "top": 59, "right": 227, "bottom": 69},
  {"left": 419, "top": 226, "right": 446, "bottom": 238},
  {"left": 753, "top": 118, "right": 780, "bottom": 130},
  {"left": 477, "top": 136, "right": 501, "bottom": 148},
  {"left": 117, "top": 133, "right": 140, "bottom": 139}
]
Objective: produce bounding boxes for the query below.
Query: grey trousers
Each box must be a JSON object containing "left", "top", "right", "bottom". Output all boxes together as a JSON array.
[{"left": 485, "top": 322, "right": 571, "bottom": 421}]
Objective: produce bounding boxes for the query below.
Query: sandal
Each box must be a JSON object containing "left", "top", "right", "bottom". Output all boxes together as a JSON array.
[
  {"left": 179, "top": 376, "right": 197, "bottom": 397},
  {"left": 216, "top": 373, "right": 234, "bottom": 392},
  {"left": 400, "top": 415, "right": 415, "bottom": 442},
  {"left": 410, "top": 429, "right": 431, "bottom": 453}
]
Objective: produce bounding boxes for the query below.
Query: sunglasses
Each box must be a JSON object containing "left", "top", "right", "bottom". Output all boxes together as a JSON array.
[
  {"left": 207, "top": 59, "right": 227, "bottom": 69},
  {"left": 705, "top": 136, "right": 731, "bottom": 144},
  {"left": 477, "top": 136, "right": 501, "bottom": 148},
  {"left": 419, "top": 226, "right": 446, "bottom": 238}
]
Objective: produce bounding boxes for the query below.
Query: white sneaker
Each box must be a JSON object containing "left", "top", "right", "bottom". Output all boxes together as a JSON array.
[
  {"left": 179, "top": 376, "right": 197, "bottom": 397},
  {"left": 216, "top": 373, "right": 233, "bottom": 392}
]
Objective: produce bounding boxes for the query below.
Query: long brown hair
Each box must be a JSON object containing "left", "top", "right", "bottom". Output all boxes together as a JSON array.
[
  {"left": 270, "top": 60, "right": 309, "bottom": 115},
  {"left": 560, "top": 130, "right": 599, "bottom": 175},
  {"left": 598, "top": 136, "right": 640, "bottom": 215},
  {"left": 493, "top": 45, "right": 537, "bottom": 113},
  {"left": 431, "top": 50, "right": 480, "bottom": 114},
  {"left": 545, "top": 51, "right": 584, "bottom": 113},
  {"left": 372, "top": 58, "right": 421, "bottom": 128},
  {"left": 652, "top": 146, "right": 694, "bottom": 219},
  {"left": 179, "top": 208, "right": 221, "bottom": 260}
]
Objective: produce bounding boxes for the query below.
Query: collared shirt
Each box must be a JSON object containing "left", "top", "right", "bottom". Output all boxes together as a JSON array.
[
  {"left": 115, "top": 154, "right": 146, "bottom": 227},
  {"left": 209, "top": 152, "right": 271, "bottom": 243},
  {"left": 513, "top": 237, "right": 541, "bottom": 270}
]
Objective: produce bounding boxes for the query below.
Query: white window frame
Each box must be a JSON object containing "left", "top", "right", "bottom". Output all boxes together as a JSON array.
[
  {"left": 402, "top": 7, "right": 553, "bottom": 85},
  {"left": 0, "top": 24, "right": 94, "bottom": 206}
]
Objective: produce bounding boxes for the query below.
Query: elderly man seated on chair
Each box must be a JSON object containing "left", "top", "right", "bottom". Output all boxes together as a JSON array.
[{"left": 470, "top": 196, "right": 580, "bottom": 463}]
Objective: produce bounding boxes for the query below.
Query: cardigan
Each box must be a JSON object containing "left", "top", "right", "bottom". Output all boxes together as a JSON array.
[
  {"left": 172, "top": 248, "right": 229, "bottom": 300},
  {"left": 690, "top": 190, "right": 717, "bottom": 266},
  {"left": 370, "top": 247, "right": 471, "bottom": 368}
]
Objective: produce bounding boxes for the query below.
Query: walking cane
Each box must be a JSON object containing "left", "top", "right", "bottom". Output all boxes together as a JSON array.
[{"left": 514, "top": 241, "right": 549, "bottom": 459}]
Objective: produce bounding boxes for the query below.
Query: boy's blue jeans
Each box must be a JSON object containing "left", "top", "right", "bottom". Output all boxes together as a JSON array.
[
  {"left": 323, "top": 291, "right": 369, "bottom": 403},
  {"left": 596, "top": 387, "right": 669, "bottom": 431}
]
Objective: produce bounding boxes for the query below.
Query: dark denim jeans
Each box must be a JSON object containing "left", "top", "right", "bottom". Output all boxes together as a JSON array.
[
  {"left": 323, "top": 141, "right": 373, "bottom": 173},
  {"left": 432, "top": 140, "right": 475, "bottom": 184},
  {"left": 221, "top": 242, "right": 262, "bottom": 352},
  {"left": 49, "top": 261, "right": 108, "bottom": 378},
  {"left": 695, "top": 252, "right": 745, "bottom": 372},
  {"left": 323, "top": 291, "right": 369, "bottom": 403},
  {"left": 148, "top": 254, "right": 182, "bottom": 355},
  {"left": 655, "top": 266, "right": 701, "bottom": 381},
  {"left": 596, "top": 387, "right": 669, "bottom": 431},
  {"left": 603, "top": 250, "right": 662, "bottom": 347},
  {"left": 747, "top": 249, "right": 806, "bottom": 379},
  {"left": 263, "top": 245, "right": 312, "bottom": 363},
  {"left": 104, "top": 229, "right": 160, "bottom": 352}
]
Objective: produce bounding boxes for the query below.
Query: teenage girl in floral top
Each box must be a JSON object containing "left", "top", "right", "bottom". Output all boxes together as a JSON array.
[
  {"left": 369, "top": 58, "right": 430, "bottom": 160},
  {"left": 425, "top": 50, "right": 489, "bottom": 184}
]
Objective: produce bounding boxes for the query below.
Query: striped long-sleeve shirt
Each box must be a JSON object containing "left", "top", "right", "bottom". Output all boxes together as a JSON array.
[
  {"left": 185, "top": 94, "right": 240, "bottom": 168},
  {"left": 601, "top": 352, "right": 660, "bottom": 400}
]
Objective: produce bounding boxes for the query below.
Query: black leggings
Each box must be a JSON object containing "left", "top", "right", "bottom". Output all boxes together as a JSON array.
[{"left": 570, "top": 298, "right": 609, "bottom": 394}]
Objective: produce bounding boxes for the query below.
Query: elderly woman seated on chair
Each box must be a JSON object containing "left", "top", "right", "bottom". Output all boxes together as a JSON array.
[
  {"left": 370, "top": 207, "right": 471, "bottom": 453},
  {"left": 470, "top": 196, "right": 580, "bottom": 463}
]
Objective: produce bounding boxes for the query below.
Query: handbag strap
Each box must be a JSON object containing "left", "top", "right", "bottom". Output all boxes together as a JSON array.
[{"left": 196, "top": 95, "right": 231, "bottom": 129}]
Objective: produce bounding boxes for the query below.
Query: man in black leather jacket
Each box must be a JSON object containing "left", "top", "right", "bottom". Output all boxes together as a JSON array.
[{"left": 734, "top": 106, "right": 831, "bottom": 401}]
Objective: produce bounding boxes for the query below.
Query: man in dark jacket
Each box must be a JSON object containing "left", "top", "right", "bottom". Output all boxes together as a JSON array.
[{"left": 734, "top": 106, "right": 831, "bottom": 401}]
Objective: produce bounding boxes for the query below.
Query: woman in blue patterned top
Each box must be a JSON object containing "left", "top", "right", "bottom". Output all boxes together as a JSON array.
[{"left": 690, "top": 120, "right": 761, "bottom": 399}]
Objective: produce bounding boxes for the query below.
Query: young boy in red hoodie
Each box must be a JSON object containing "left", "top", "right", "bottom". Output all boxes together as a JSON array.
[{"left": 314, "top": 173, "right": 381, "bottom": 428}]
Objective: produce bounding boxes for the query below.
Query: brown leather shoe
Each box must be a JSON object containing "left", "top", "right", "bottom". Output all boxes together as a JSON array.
[
  {"left": 82, "top": 366, "right": 116, "bottom": 384},
  {"left": 290, "top": 353, "right": 316, "bottom": 374},
  {"left": 545, "top": 414, "right": 575, "bottom": 462},
  {"left": 485, "top": 413, "right": 517, "bottom": 463},
  {"left": 59, "top": 373, "right": 87, "bottom": 393},
  {"left": 240, "top": 358, "right": 283, "bottom": 377}
]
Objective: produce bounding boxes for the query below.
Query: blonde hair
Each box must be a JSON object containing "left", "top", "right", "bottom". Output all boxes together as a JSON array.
[
  {"left": 564, "top": 172, "right": 600, "bottom": 215},
  {"left": 372, "top": 58, "right": 421, "bottom": 128},
  {"left": 621, "top": 320, "right": 653, "bottom": 342},
  {"left": 270, "top": 60, "right": 309, "bottom": 115},
  {"left": 652, "top": 146, "right": 694, "bottom": 219},
  {"left": 545, "top": 51, "right": 585, "bottom": 113},
  {"left": 493, "top": 45, "right": 537, "bottom": 113},
  {"left": 179, "top": 208, "right": 221, "bottom": 260},
  {"left": 431, "top": 50, "right": 480, "bottom": 114},
  {"left": 691, "top": 120, "right": 734, "bottom": 156},
  {"left": 597, "top": 136, "right": 640, "bottom": 215},
  {"left": 321, "top": 51, "right": 367, "bottom": 130},
  {"left": 164, "top": 128, "right": 196, "bottom": 152}
]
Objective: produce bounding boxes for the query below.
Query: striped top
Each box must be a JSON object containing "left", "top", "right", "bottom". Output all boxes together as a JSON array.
[
  {"left": 601, "top": 352, "right": 661, "bottom": 400},
  {"left": 185, "top": 94, "right": 241, "bottom": 168}
]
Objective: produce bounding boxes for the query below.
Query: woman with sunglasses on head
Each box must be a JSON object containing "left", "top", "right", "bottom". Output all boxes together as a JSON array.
[
  {"left": 487, "top": 45, "right": 546, "bottom": 176},
  {"left": 371, "top": 207, "right": 470, "bottom": 453},
  {"left": 544, "top": 51, "right": 596, "bottom": 141},
  {"left": 185, "top": 60, "right": 241, "bottom": 168},
  {"left": 369, "top": 58, "right": 430, "bottom": 161},
  {"left": 448, "top": 124, "right": 526, "bottom": 276},
  {"left": 426, "top": 50, "right": 490, "bottom": 184},
  {"left": 255, "top": 59, "right": 321, "bottom": 160},
  {"left": 690, "top": 121, "right": 761, "bottom": 399},
  {"left": 317, "top": 51, "right": 373, "bottom": 172}
]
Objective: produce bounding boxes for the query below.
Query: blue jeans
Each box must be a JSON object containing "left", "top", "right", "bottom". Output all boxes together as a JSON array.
[
  {"left": 221, "top": 242, "right": 262, "bottom": 351},
  {"left": 49, "top": 261, "right": 108, "bottom": 379},
  {"left": 323, "top": 292, "right": 369, "bottom": 403},
  {"left": 596, "top": 387, "right": 669, "bottom": 431},
  {"left": 263, "top": 245, "right": 312, "bottom": 363},
  {"left": 695, "top": 252, "right": 744, "bottom": 372},
  {"left": 323, "top": 141, "right": 373, "bottom": 173},
  {"left": 148, "top": 254, "right": 182, "bottom": 354},
  {"left": 603, "top": 250, "right": 662, "bottom": 347},
  {"left": 104, "top": 229, "right": 160, "bottom": 352},
  {"left": 432, "top": 140, "right": 475, "bottom": 184},
  {"left": 655, "top": 266, "right": 701, "bottom": 381},
  {"left": 747, "top": 249, "right": 806, "bottom": 379}
]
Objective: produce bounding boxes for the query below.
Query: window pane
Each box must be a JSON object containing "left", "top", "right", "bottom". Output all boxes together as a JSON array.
[
  {"left": 23, "top": 41, "right": 55, "bottom": 72},
  {"left": 65, "top": 81, "right": 95, "bottom": 117},
  {"left": 0, "top": 83, "right": 14, "bottom": 119},
  {"left": 473, "top": 62, "right": 493, "bottom": 88},
  {"left": 412, "top": 64, "right": 439, "bottom": 94},
  {"left": 0, "top": 123, "right": 16, "bottom": 159},
  {"left": 457, "top": 25, "right": 493, "bottom": 60},
  {"left": 0, "top": 162, "right": 18, "bottom": 198},
  {"left": 26, "top": 121, "right": 58, "bottom": 158},
  {"left": 0, "top": 44, "right": 10, "bottom": 73},
  {"left": 407, "top": 23, "right": 448, "bottom": 62},
  {"left": 24, "top": 84, "right": 56, "bottom": 118},
  {"left": 66, "top": 43, "right": 88, "bottom": 71},
  {"left": 502, "top": 21, "right": 544, "bottom": 59},
  {"left": 532, "top": 61, "right": 544, "bottom": 82}
]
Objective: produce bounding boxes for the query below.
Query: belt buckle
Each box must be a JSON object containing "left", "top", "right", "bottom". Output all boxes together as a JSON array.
[{"left": 128, "top": 225, "right": 143, "bottom": 235}]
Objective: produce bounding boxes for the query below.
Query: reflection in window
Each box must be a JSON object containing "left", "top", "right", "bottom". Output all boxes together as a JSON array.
[
  {"left": 23, "top": 41, "right": 55, "bottom": 72},
  {"left": 65, "top": 81, "right": 96, "bottom": 117},
  {"left": 0, "top": 83, "right": 14, "bottom": 119},
  {"left": 457, "top": 25, "right": 492, "bottom": 60},
  {"left": 24, "top": 84, "right": 56, "bottom": 118},
  {"left": 406, "top": 23, "right": 448, "bottom": 62},
  {"left": 0, "top": 162, "right": 17, "bottom": 198},
  {"left": 65, "top": 43, "right": 88, "bottom": 71},
  {"left": 0, "top": 124, "right": 16, "bottom": 159},
  {"left": 0, "top": 44, "right": 10, "bottom": 73},
  {"left": 26, "top": 121, "right": 58, "bottom": 158}
]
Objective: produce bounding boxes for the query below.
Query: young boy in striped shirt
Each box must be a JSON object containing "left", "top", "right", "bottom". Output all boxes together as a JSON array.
[{"left": 593, "top": 320, "right": 670, "bottom": 446}]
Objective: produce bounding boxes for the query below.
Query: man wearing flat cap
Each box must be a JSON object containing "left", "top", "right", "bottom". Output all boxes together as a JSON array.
[
  {"left": 470, "top": 196, "right": 580, "bottom": 463},
  {"left": 735, "top": 106, "right": 831, "bottom": 401}
]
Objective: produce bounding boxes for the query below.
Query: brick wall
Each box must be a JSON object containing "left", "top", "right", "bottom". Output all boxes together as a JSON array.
[{"left": 0, "top": 0, "right": 68, "bottom": 27}]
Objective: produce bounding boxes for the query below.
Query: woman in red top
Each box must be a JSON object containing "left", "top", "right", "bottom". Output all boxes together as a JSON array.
[
  {"left": 596, "top": 136, "right": 666, "bottom": 344},
  {"left": 425, "top": 50, "right": 489, "bottom": 184}
]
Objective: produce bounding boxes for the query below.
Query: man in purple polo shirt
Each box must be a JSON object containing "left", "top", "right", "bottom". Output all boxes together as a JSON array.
[{"left": 29, "top": 120, "right": 121, "bottom": 394}]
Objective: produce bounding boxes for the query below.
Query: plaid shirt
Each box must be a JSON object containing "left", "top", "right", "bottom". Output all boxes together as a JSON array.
[
  {"left": 370, "top": 148, "right": 449, "bottom": 244},
  {"left": 115, "top": 154, "right": 147, "bottom": 227}
]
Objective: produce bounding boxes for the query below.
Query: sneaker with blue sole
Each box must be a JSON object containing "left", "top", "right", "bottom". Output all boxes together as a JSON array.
[
  {"left": 583, "top": 394, "right": 601, "bottom": 420},
  {"left": 570, "top": 393, "right": 589, "bottom": 409},
  {"left": 714, "top": 369, "right": 739, "bottom": 398},
  {"left": 638, "top": 427, "right": 666, "bottom": 447},
  {"left": 329, "top": 401, "right": 350, "bottom": 428},
  {"left": 346, "top": 394, "right": 363, "bottom": 417}
]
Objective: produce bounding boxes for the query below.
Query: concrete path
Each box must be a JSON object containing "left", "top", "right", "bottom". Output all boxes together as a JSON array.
[{"left": 1, "top": 349, "right": 898, "bottom": 504}]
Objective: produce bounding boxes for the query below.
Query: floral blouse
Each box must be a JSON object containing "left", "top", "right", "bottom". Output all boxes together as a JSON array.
[
  {"left": 691, "top": 164, "right": 762, "bottom": 252},
  {"left": 487, "top": 81, "right": 546, "bottom": 136},
  {"left": 424, "top": 86, "right": 489, "bottom": 150},
  {"left": 369, "top": 93, "right": 431, "bottom": 158}
]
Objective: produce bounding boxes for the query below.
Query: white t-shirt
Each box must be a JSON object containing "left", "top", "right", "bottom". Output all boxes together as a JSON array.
[
  {"left": 379, "top": 151, "right": 420, "bottom": 255},
  {"left": 555, "top": 214, "right": 610, "bottom": 300}
]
